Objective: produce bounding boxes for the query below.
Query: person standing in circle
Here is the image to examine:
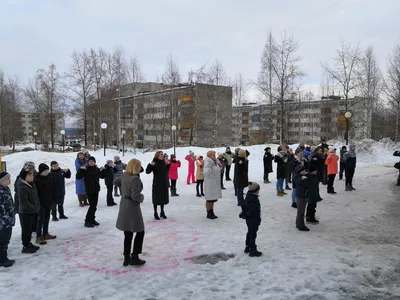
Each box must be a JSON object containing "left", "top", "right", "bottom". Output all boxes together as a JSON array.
[
  {"left": 146, "top": 151, "right": 170, "bottom": 220},
  {"left": 75, "top": 152, "right": 88, "bottom": 207},
  {"left": 203, "top": 150, "right": 222, "bottom": 219},
  {"left": 115, "top": 159, "right": 146, "bottom": 267}
]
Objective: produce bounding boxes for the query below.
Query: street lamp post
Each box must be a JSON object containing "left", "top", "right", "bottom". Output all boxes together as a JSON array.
[
  {"left": 60, "top": 130, "right": 65, "bottom": 153},
  {"left": 171, "top": 125, "right": 177, "bottom": 156},
  {"left": 94, "top": 132, "right": 97, "bottom": 151},
  {"left": 121, "top": 130, "right": 126, "bottom": 156},
  {"left": 345, "top": 111, "right": 352, "bottom": 145},
  {"left": 101, "top": 123, "right": 107, "bottom": 157},
  {"left": 33, "top": 132, "right": 37, "bottom": 150}
]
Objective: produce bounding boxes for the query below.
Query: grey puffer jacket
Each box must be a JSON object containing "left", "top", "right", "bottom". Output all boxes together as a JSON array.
[{"left": 18, "top": 179, "right": 40, "bottom": 214}]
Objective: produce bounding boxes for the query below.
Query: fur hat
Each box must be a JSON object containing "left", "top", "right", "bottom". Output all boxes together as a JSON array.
[
  {"left": 248, "top": 182, "right": 260, "bottom": 193},
  {"left": 0, "top": 172, "right": 11, "bottom": 185},
  {"left": 23, "top": 161, "right": 35, "bottom": 171}
]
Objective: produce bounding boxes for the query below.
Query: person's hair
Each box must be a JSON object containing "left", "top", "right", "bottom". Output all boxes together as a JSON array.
[
  {"left": 295, "top": 148, "right": 303, "bottom": 155},
  {"left": 126, "top": 159, "right": 141, "bottom": 175},
  {"left": 154, "top": 151, "right": 163, "bottom": 158},
  {"left": 206, "top": 150, "right": 215, "bottom": 158},
  {"left": 239, "top": 149, "right": 247, "bottom": 158}
]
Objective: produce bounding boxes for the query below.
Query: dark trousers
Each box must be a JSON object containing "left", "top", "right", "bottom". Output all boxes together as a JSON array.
[
  {"left": 225, "top": 165, "right": 231, "bottom": 180},
  {"left": 170, "top": 180, "right": 177, "bottom": 190},
  {"left": 36, "top": 206, "right": 50, "bottom": 236},
  {"left": 0, "top": 227, "right": 12, "bottom": 262},
  {"left": 327, "top": 174, "right": 336, "bottom": 193},
  {"left": 286, "top": 164, "right": 292, "bottom": 184},
  {"left": 345, "top": 168, "right": 355, "bottom": 187},
  {"left": 153, "top": 204, "right": 165, "bottom": 213},
  {"left": 123, "top": 231, "right": 145, "bottom": 255},
  {"left": 322, "top": 164, "right": 328, "bottom": 184},
  {"left": 245, "top": 220, "right": 259, "bottom": 251},
  {"left": 220, "top": 172, "right": 224, "bottom": 188},
  {"left": 237, "top": 188, "right": 244, "bottom": 206},
  {"left": 397, "top": 170, "right": 400, "bottom": 185},
  {"left": 20, "top": 213, "right": 36, "bottom": 247},
  {"left": 114, "top": 185, "right": 121, "bottom": 195},
  {"left": 306, "top": 202, "right": 317, "bottom": 219},
  {"left": 106, "top": 184, "right": 114, "bottom": 205},
  {"left": 296, "top": 196, "right": 307, "bottom": 229},
  {"left": 196, "top": 180, "right": 204, "bottom": 195},
  {"left": 339, "top": 162, "right": 345, "bottom": 179},
  {"left": 52, "top": 196, "right": 65, "bottom": 218},
  {"left": 263, "top": 167, "right": 270, "bottom": 181},
  {"left": 85, "top": 193, "right": 99, "bottom": 222}
]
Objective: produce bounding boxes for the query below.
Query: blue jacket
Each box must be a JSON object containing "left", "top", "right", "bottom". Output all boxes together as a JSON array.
[{"left": 0, "top": 185, "right": 15, "bottom": 230}]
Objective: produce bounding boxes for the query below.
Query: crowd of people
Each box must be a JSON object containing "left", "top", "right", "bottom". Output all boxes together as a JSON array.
[{"left": 0, "top": 140, "right": 357, "bottom": 268}]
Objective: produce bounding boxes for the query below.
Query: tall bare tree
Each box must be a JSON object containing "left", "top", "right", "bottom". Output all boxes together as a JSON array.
[
  {"left": 127, "top": 55, "right": 145, "bottom": 83},
  {"left": 206, "top": 59, "right": 226, "bottom": 85},
  {"left": 65, "top": 50, "right": 94, "bottom": 145},
  {"left": 187, "top": 64, "right": 208, "bottom": 84},
  {"left": 385, "top": 44, "right": 400, "bottom": 141},
  {"left": 231, "top": 73, "right": 248, "bottom": 106}
]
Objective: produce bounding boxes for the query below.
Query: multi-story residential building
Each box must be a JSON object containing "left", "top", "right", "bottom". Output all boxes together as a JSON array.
[
  {"left": 21, "top": 112, "right": 65, "bottom": 144},
  {"left": 87, "top": 82, "right": 233, "bottom": 149},
  {"left": 232, "top": 96, "right": 371, "bottom": 145}
]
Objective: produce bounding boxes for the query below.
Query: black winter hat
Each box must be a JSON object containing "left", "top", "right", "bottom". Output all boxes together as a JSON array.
[
  {"left": 19, "top": 169, "right": 31, "bottom": 181},
  {"left": 308, "top": 164, "right": 318, "bottom": 173},
  {"left": 88, "top": 156, "right": 96, "bottom": 163},
  {"left": 51, "top": 161, "right": 58, "bottom": 166},
  {"left": 39, "top": 163, "right": 49, "bottom": 174}
]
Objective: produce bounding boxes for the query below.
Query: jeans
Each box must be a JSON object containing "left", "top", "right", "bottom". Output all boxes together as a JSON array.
[
  {"left": 237, "top": 188, "right": 244, "bottom": 206},
  {"left": 276, "top": 178, "right": 284, "bottom": 191},
  {"left": 106, "top": 184, "right": 114, "bottom": 205},
  {"left": 245, "top": 220, "right": 259, "bottom": 251},
  {"left": 123, "top": 231, "right": 145, "bottom": 255},
  {"left": 296, "top": 196, "right": 307, "bottom": 229},
  {"left": 291, "top": 188, "right": 296, "bottom": 203},
  {"left": 85, "top": 193, "right": 99, "bottom": 222},
  {"left": 345, "top": 168, "right": 355, "bottom": 187},
  {"left": 52, "top": 196, "right": 65, "bottom": 218},
  {"left": 0, "top": 227, "right": 12, "bottom": 262},
  {"left": 36, "top": 206, "right": 50, "bottom": 236},
  {"left": 20, "top": 213, "right": 36, "bottom": 247},
  {"left": 225, "top": 165, "right": 231, "bottom": 180},
  {"left": 327, "top": 174, "right": 336, "bottom": 192},
  {"left": 196, "top": 180, "right": 204, "bottom": 195}
]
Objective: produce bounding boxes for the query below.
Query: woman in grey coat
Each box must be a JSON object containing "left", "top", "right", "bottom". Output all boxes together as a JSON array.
[{"left": 114, "top": 159, "right": 146, "bottom": 267}]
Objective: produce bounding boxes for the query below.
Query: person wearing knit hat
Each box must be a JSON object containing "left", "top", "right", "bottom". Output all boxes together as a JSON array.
[
  {"left": 217, "top": 153, "right": 226, "bottom": 190},
  {"left": 240, "top": 181, "right": 262, "bottom": 257},
  {"left": 50, "top": 161, "right": 71, "bottom": 221},
  {"left": 88, "top": 156, "right": 96, "bottom": 163},
  {"left": 0, "top": 171, "right": 15, "bottom": 267},
  {"left": 104, "top": 160, "right": 117, "bottom": 206}
]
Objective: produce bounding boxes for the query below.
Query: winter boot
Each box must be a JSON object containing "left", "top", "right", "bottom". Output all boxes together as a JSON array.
[
  {"left": 350, "top": 186, "right": 356, "bottom": 191},
  {"left": 170, "top": 188, "right": 175, "bottom": 197},
  {"left": 92, "top": 220, "right": 100, "bottom": 226},
  {"left": 160, "top": 211, "right": 167, "bottom": 219},
  {"left": 249, "top": 247, "right": 263, "bottom": 257},
  {"left": 201, "top": 192, "right": 205, "bottom": 196},
  {"left": 210, "top": 209, "right": 218, "bottom": 219},
  {"left": 285, "top": 185, "right": 292, "bottom": 190},
  {"left": 21, "top": 245, "right": 38, "bottom": 254},
  {"left": 79, "top": 200, "right": 84, "bottom": 207},
  {"left": 221, "top": 186, "right": 226, "bottom": 190},
  {"left": 277, "top": 191, "right": 284, "bottom": 197},
  {"left": 43, "top": 234, "right": 57, "bottom": 240},
  {"left": 345, "top": 185, "right": 352, "bottom": 191},
  {"left": 52, "top": 216, "right": 59, "bottom": 222},
  {"left": 84, "top": 199, "right": 89, "bottom": 206},
  {"left": 0, "top": 258, "right": 15, "bottom": 268},
  {"left": 291, "top": 202, "right": 297, "bottom": 208},
  {"left": 297, "top": 226, "right": 310, "bottom": 232},
  {"left": 36, "top": 236, "right": 47, "bottom": 245},
  {"left": 244, "top": 246, "right": 250, "bottom": 253},
  {"left": 129, "top": 254, "right": 146, "bottom": 266},
  {"left": 59, "top": 215, "right": 68, "bottom": 220},
  {"left": 196, "top": 193, "right": 201, "bottom": 197},
  {"left": 281, "top": 190, "right": 287, "bottom": 195},
  {"left": 84, "top": 220, "right": 94, "bottom": 228},
  {"left": 154, "top": 212, "right": 160, "bottom": 220},
  {"left": 174, "top": 189, "right": 179, "bottom": 196},
  {"left": 123, "top": 255, "right": 130, "bottom": 267},
  {"left": 306, "top": 217, "right": 319, "bottom": 224},
  {"left": 207, "top": 210, "right": 216, "bottom": 220}
]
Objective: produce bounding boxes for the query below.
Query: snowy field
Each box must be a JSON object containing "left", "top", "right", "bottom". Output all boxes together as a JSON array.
[{"left": 1, "top": 141, "right": 400, "bottom": 300}]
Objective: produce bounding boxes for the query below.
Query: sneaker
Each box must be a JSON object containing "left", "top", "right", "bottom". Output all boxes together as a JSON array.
[
  {"left": 277, "top": 191, "right": 284, "bottom": 197},
  {"left": 285, "top": 186, "right": 292, "bottom": 191},
  {"left": 0, "top": 258, "right": 15, "bottom": 268},
  {"left": 291, "top": 202, "right": 297, "bottom": 208},
  {"left": 36, "top": 236, "right": 47, "bottom": 245},
  {"left": 59, "top": 215, "right": 68, "bottom": 220},
  {"left": 29, "top": 243, "right": 40, "bottom": 250},
  {"left": 43, "top": 234, "right": 57, "bottom": 240},
  {"left": 52, "top": 216, "right": 59, "bottom": 222},
  {"left": 281, "top": 190, "right": 288, "bottom": 195},
  {"left": 92, "top": 220, "right": 100, "bottom": 226}
]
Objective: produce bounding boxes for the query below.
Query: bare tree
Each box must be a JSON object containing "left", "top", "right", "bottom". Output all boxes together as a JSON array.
[
  {"left": 127, "top": 55, "right": 145, "bottom": 83},
  {"left": 187, "top": 64, "right": 208, "bottom": 84},
  {"left": 206, "top": 59, "right": 226, "bottom": 85},
  {"left": 385, "top": 44, "right": 400, "bottom": 141},
  {"left": 65, "top": 50, "right": 94, "bottom": 145},
  {"left": 359, "top": 46, "right": 381, "bottom": 139},
  {"left": 321, "top": 41, "right": 363, "bottom": 109},
  {"left": 231, "top": 73, "right": 248, "bottom": 106}
]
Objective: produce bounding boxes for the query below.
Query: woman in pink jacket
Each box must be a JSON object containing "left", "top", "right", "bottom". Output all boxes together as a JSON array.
[
  {"left": 169, "top": 154, "right": 181, "bottom": 196},
  {"left": 185, "top": 151, "right": 196, "bottom": 184},
  {"left": 325, "top": 149, "right": 339, "bottom": 194}
]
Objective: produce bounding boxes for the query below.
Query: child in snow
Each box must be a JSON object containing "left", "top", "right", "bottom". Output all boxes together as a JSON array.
[
  {"left": 263, "top": 147, "right": 274, "bottom": 184},
  {"left": 196, "top": 156, "right": 205, "bottom": 197},
  {"left": 325, "top": 149, "right": 339, "bottom": 194},
  {"left": 217, "top": 153, "right": 226, "bottom": 190},
  {"left": 0, "top": 172, "right": 15, "bottom": 267},
  {"left": 185, "top": 151, "right": 196, "bottom": 184},
  {"left": 303, "top": 146, "right": 311, "bottom": 161},
  {"left": 168, "top": 154, "right": 181, "bottom": 196},
  {"left": 240, "top": 182, "right": 262, "bottom": 257},
  {"left": 104, "top": 160, "right": 117, "bottom": 206}
]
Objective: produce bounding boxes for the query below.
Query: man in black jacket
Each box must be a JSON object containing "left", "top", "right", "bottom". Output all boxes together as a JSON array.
[
  {"left": 240, "top": 182, "right": 262, "bottom": 257},
  {"left": 76, "top": 157, "right": 105, "bottom": 228},
  {"left": 50, "top": 161, "right": 71, "bottom": 221}
]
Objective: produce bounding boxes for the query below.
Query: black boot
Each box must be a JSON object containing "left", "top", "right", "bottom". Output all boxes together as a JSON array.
[
  {"left": 92, "top": 220, "right": 100, "bottom": 226},
  {"left": 249, "top": 247, "right": 262, "bottom": 257},
  {"left": 0, "top": 258, "right": 15, "bottom": 267},
  {"left": 285, "top": 185, "right": 292, "bottom": 190},
  {"left": 244, "top": 246, "right": 250, "bottom": 253},
  {"left": 306, "top": 217, "right": 319, "bottom": 224},
  {"left": 123, "top": 255, "right": 130, "bottom": 267},
  {"left": 170, "top": 188, "right": 175, "bottom": 197},
  {"left": 207, "top": 210, "right": 216, "bottom": 219},
  {"left": 84, "top": 220, "right": 94, "bottom": 228},
  {"left": 130, "top": 254, "right": 146, "bottom": 266},
  {"left": 160, "top": 211, "right": 167, "bottom": 219},
  {"left": 211, "top": 209, "right": 218, "bottom": 219},
  {"left": 154, "top": 212, "right": 160, "bottom": 220},
  {"left": 174, "top": 189, "right": 179, "bottom": 196}
]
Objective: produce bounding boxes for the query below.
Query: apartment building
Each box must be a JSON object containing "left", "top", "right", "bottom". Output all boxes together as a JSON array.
[{"left": 21, "top": 112, "right": 65, "bottom": 143}]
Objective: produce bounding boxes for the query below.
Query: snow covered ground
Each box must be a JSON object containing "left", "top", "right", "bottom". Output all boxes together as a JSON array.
[{"left": 1, "top": 142, "right": 400, "bottom": 299}]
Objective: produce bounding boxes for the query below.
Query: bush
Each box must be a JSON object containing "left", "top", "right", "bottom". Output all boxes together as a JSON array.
[{"left": 21, "top": 147, "right": 34, "bottom": 152}]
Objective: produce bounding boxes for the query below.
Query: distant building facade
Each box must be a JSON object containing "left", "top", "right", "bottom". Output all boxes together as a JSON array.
[{"left": 21, "top": 112, "right": 65, "bottom": 144}]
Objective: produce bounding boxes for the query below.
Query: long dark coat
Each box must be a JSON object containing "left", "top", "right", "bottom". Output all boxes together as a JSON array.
[
  {"left": 146, "top": 158, "right": 170, "bottom": 205},
  {"left": 234, "top": 157, "right": 249, "bottom": 189},
  {"left": 76, "top": 165, "right": 105, "bottom": 194},
  {"left": 263, "top": 152, "right": 274, "bottom": 173},
  {"left": 274, "top": 155, "right": 287, "bottom": 179},
  {"left": 51, "top": 168, "right": 71, "bottom": 204},
  {"left": 34, "top": 174, "right": 55, "bottom": 209}
]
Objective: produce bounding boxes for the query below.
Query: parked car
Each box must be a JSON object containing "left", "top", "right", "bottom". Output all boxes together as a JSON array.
[{"left": 72, "top": 143, "right": 82, "bottom": 152}]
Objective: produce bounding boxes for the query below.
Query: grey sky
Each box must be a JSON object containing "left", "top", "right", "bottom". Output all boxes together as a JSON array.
[{"left": 1, "top": 0, "right": 399, "bottom": 102}]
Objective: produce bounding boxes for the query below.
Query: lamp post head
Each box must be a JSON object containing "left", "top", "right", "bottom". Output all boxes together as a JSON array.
[
  {"left": 344, "top": 112, "right": 352, "bottom": 119},
  {"left": 94, "top": 132, "right": 97, "bottom": 136},
  {"left": 101, "top": 123, "right": 108, "bottom": 129},
  {"left": 60, "top": 130, "right": 65, "bottom": 135},
  {"left": 33, "top": 132, "right": 37, "bottom": 136},
  {"left": 121, "top": 130, "right": 126, "bottom": 135},
  {"left": 171, "top": 125, "right": 177, "bottom": 131}
]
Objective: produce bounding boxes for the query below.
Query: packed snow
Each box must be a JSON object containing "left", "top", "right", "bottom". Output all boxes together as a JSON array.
[{"left": 1, "top": 140, "right": 400, "bottom": 299}]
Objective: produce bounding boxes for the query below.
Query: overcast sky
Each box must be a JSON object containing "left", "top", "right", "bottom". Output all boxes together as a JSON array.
[{"left": 1, "top": 0, "right": 399, "bottom": 105}]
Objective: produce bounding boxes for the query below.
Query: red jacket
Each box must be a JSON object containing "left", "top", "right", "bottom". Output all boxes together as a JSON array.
[
  {"left": 169, "top": 160, "right": 181, "bottom": 180},
  {"left": 325, "top": 153, "right": 339, "bottom": 175},
  {"left": 185, "top": 155, "right": 195, "bottom": 171}
]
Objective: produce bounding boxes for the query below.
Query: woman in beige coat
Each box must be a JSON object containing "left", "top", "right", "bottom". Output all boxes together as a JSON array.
[{"left": 115, "top": 159, "right": 146, "bottom": 267}]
